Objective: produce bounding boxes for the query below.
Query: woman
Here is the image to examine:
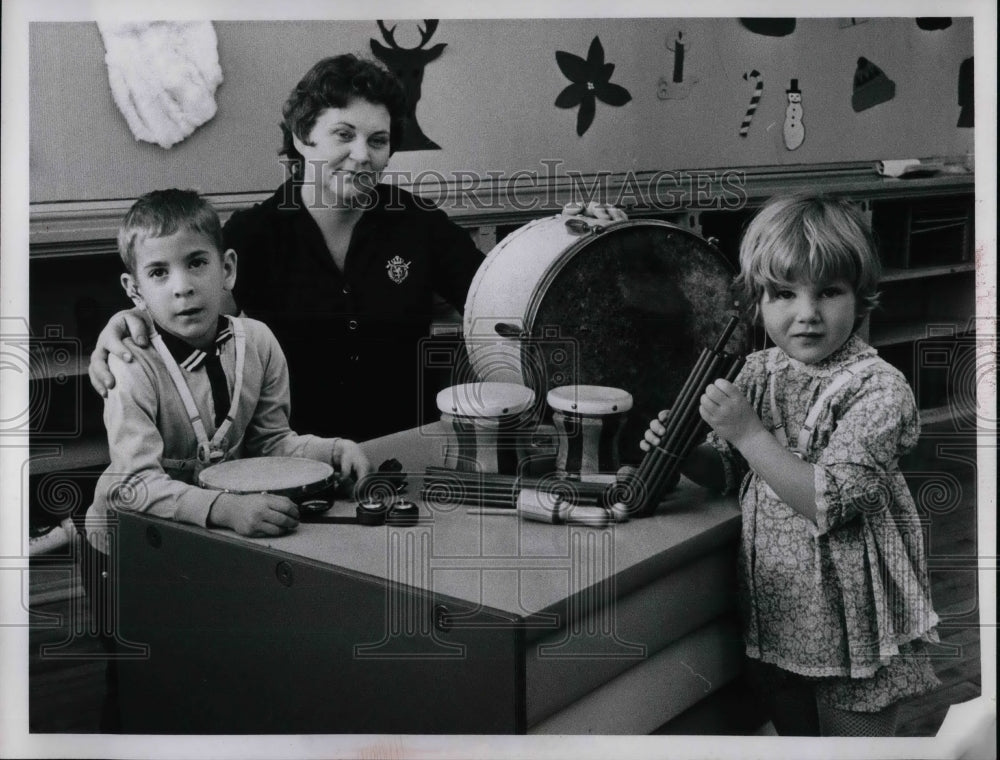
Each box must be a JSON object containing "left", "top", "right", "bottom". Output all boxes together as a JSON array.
[{"left": 89, "top": 54, "right": 625, "bottom": 441}]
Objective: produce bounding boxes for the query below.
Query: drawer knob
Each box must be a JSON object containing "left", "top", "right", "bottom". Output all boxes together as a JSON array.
[{"left": 275, "top": 561, "right": 294, "bottom": 587}]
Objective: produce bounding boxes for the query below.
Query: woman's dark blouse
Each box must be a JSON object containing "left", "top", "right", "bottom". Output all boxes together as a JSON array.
[{"left": 224, "top": 180, "right": 484, "bottom": 441}]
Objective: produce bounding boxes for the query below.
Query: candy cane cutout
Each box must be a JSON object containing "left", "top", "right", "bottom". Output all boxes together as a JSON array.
[{"left": 739, "top": 70, "right": 763, "bottom": 137}]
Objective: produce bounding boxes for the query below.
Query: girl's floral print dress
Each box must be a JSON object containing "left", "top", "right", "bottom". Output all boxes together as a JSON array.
[{"left": 710, "top": 334, "right": 940, "bottom": 710}]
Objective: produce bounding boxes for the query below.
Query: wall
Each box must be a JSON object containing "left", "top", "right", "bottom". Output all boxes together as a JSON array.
[{"left": 29, "top": 17, "right": 974, "bottom": 204}]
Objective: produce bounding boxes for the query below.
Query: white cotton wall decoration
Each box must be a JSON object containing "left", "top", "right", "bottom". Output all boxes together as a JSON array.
[{"left": 97, "top": 20, "right": 224, "bottom": 149}]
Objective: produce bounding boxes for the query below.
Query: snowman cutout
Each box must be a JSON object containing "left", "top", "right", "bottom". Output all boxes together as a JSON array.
[{"left": 783, "top": 79, "right": 804, "bottom": 150}]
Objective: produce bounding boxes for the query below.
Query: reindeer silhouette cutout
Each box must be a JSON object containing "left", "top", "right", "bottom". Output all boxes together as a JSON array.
[{"left": 371, "top": 20, "right": 446, "bottom": 151}]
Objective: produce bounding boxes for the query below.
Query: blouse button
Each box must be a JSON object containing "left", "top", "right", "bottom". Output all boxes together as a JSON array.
[{"left": 348, "top": 319, "right": 359, "bottom": 331}]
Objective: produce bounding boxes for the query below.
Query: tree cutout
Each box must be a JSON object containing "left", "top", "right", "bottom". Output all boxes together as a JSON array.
[
  {"left": 554, "top": 36, "right": 632, "bottom": 136},
  {"left": 370, "top": 20, "right": 446, "bottom": 151}
]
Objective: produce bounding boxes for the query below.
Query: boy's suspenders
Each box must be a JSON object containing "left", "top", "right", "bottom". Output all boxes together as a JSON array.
[
  {"left": 770, "top": 356, "right": 881, "bottom": 455},
  {"left": 151, "top": 317, "right": 247, "bottom": 467}
]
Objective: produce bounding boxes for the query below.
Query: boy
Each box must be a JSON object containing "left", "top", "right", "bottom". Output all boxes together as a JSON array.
[{"left": 81, "top": 189, "right": 370, "bottom": 729}]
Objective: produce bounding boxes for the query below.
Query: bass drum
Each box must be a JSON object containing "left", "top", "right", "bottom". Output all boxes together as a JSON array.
[{"left": 463, "top": 216, "right": 747, "bottom": 464}]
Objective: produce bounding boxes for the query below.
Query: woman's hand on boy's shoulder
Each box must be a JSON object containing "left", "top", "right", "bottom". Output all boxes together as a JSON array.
[
  {"left": 89, "top": 308, "right": 153, "bottom": 397},
  {"left": 208, "top": 492, "right": 300, "bottom": 537}
]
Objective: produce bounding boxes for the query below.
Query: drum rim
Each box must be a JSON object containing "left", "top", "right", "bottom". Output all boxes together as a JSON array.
[
  {"left": 436, "top": 381, "right": 536, "bottom": 418},
  {"left": 546, "top": 384, "right": 634, "bottom": 415},
  {"left": 197, "top": 456, "right": 336, "bottom": 497}
]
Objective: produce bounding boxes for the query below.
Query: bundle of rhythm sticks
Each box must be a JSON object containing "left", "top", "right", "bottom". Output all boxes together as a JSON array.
[
  {"left": 614, "top": 315, "right": 744, "bottom": 518},
  {"left": 422, "top": 316, "right": 744, "bottom": 522},
  {"left": 420, "top": 467, "right": 608, "bottom": 511}
]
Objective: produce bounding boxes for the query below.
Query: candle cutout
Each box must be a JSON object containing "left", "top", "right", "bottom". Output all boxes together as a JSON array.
[
  {"left": 739, "top": 69, "right": 763, "bottom": 137},
  {"left": 657, "top": 28, "right": 698, "bottom": 100}
]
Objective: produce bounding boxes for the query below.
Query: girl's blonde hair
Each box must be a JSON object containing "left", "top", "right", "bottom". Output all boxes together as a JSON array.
[{"left": 735, "top": 194, "right": 881, "bottom": 326}]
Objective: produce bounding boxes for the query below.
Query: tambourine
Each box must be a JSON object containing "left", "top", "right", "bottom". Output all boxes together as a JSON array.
[
  {"left": 198, "top": 457, "right": 337, "bottom": 504},
  {"left": 199, "top": 456, "right": 419, "bottom": 526}
]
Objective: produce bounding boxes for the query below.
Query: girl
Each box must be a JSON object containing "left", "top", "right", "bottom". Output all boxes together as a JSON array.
[{"left": 644, "top": 194, "right": 940, "bottom": 736}]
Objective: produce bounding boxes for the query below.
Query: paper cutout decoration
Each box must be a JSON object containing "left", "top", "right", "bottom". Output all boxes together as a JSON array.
[
  {"left": 739, "top": 70, "right": 763, "bottom": 137},
  {"left": 851, "top": 57, "right": 896, "bottom": 112},
  {"left": 838, "top": 18, "right": 870, "bottom": 28},
  {"left": 916, "top": 18, "right": 952, "bottom": 30},
  {"left": 958, "top": 57, "right": 973, "bottom": 127},
  {"left": 371, "top": 20, "right": 446, "bottom": 151},
  {"left": 97, "top": 21, "right": 223, "bottom": 149},
  {"left": 657, "top": 28, "right": 698, "bottom": 100},
  {"left": 555, "top": 36, "right": 632, "bottom": 136},
  {"left": 783, "top": 79, "right": 804, "bottom": 150},
  {"left": 739, "top": 18, "right": 796, "bottom": 37}
]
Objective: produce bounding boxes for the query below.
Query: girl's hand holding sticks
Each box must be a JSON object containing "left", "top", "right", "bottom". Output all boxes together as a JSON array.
[
  {"left": 699, "top": 379, "right": 766, "bottom": 451},
  {"left": 639, "top": 409, "right": 671, "bottom": 452}
]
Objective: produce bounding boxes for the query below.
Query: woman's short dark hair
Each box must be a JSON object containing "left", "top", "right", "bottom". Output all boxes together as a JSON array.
[{"left": 279, "top": 54, "right": 406, "bottom": 172}]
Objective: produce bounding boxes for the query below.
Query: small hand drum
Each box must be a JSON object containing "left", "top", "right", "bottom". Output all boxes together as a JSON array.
[
  {"left": 198, "top": 457, "right": 337, "bottom": 506},
  {"left": 436, "top": 382, "right": 537, "bottom": 474},
  {"left": 547, "top": 385, "right": 633, "bottom": 475}
]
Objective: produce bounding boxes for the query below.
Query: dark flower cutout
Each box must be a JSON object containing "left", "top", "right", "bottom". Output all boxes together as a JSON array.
[{"left": 555, "top": 36, "right": 632, "bottom": 136}]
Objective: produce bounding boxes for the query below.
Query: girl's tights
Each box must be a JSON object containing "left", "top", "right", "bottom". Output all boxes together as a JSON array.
[
  {"left": 754, "top": 662, "right": 899, "bottom": 737},
  {"left": 817, "top": 703, "right": 899, "bottom": 736}
]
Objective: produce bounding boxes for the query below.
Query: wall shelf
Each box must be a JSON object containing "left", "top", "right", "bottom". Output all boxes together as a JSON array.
[
  {"left": 870, "top": 320, "right": 976, "bottom": 348},
  {"left": 880, "top": 263, "right": 976, "bottom": 283}
]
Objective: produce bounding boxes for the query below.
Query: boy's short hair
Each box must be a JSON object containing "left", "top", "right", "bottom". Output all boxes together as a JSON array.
[
  {"left": 279, "top": 54, "right": 406, "bottom": 172},
  {"left": 118, "top": 189, "right": 225, "bottom": 273},
  {"left": 735, "top": 194, "right": 881, "bottom": 323}
]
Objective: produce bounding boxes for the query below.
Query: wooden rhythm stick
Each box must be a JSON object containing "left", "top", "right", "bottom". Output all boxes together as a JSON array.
[{"left": 611, "top": 316, "right": 744, "bottom": 518}]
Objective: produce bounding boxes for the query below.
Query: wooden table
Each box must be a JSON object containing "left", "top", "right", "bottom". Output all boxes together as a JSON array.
[{"left": 116, "top": 425, "right": 742, "bottom": 734}]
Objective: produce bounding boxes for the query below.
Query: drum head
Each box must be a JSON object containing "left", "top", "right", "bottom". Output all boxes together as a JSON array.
[
  {"left": 198, "top": 457, "right": 335, "bottom": 498},
  {"left": 523, "top": 222, "right": 745, "bottom": 462}
]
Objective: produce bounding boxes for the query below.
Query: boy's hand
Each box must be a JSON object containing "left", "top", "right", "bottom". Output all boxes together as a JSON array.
[
  {"left": 208, "top": 492, "right": 300, "bottom": 537},
  {"left": 699, "top": 379, "right": 766, "bottom": 450},
  {"left": 89, "top": 309, "right": 152, "bottom": 397},
  {"left": 639, "top": 409, "right": 671, "bottom": 452},
  {"left": 333, "top": 439, "right": 371, "bottom": 483}
]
